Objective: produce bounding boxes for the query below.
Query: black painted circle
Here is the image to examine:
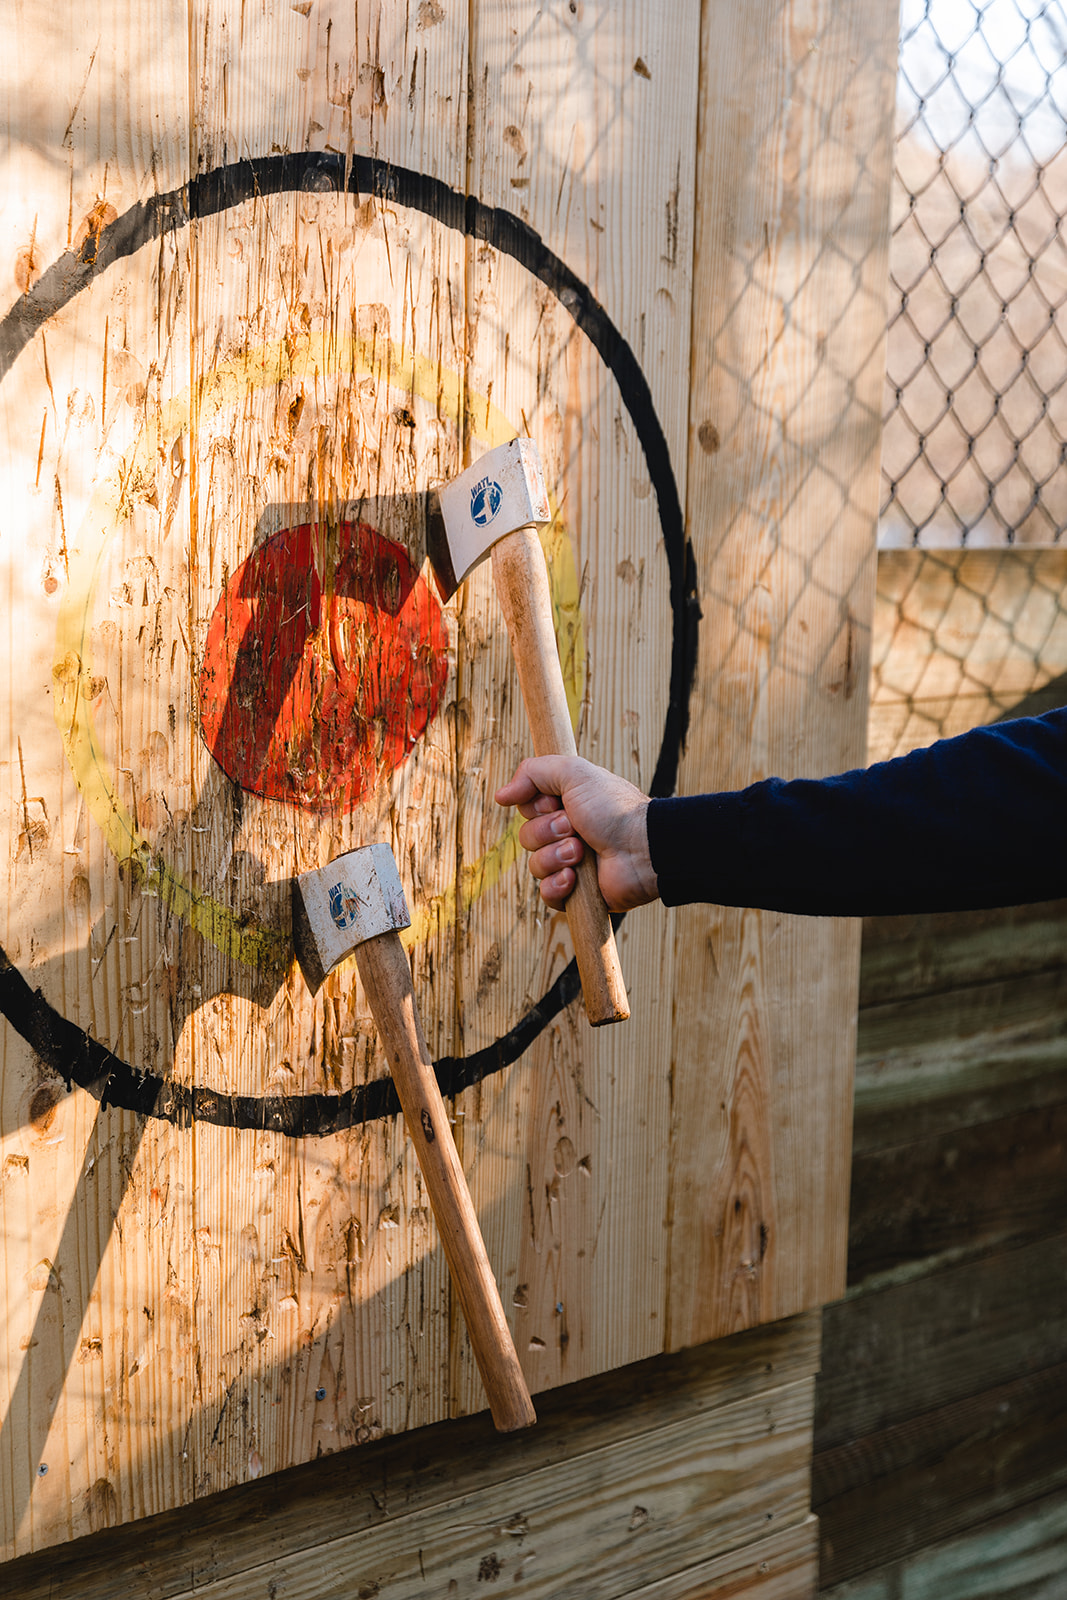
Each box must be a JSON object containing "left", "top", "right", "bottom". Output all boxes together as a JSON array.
[{"left": 0, "top": 153, "right": 698, "bottom": 1133}]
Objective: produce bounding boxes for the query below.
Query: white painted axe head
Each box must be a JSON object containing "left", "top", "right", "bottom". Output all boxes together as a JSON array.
[
  {"left": 292, "top": 842, "right": 411, "bottom": 993},
  {"left": 426, "top": 437, "right": 551, "bottom": 602}
]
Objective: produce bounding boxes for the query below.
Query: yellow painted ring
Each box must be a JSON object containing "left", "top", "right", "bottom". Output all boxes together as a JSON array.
[{"left": 52, "top": 330, "right": 585, "bottom": 965}]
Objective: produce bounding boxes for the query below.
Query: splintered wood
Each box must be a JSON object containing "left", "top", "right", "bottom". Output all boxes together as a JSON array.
[{"left": 0, "top": 0, "right": 891, "bottom": 1562}]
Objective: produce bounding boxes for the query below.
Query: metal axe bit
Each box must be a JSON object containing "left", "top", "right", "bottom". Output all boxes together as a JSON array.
[
  {"left": 292, "top": 843, "right": 536, "bottom": 1433},
  {"left": 426, "top": 437, "right": 630, "bottom": 1026}
]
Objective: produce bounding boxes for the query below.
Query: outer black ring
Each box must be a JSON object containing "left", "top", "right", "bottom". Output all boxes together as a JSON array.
[{"left": 0, "top": 153, "right": 699, "bottom": 1133}]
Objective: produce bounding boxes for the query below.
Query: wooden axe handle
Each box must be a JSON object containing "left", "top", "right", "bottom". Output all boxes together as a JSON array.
[
  {"left": 354, "top": 929, "right": 536, "bottom": 1433},
  {"left": 492, "top": 525, "right": 630, "bottom": 1026}
]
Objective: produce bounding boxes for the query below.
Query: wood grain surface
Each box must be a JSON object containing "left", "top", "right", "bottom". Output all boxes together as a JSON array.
[
  {"left": 820, "top": 1489, "right": 1067, "bottom": 1600},
  {"left": 180, "top": 1378, "right": 814, "bottom": 1599},
  {"left": 817, "top": 815, "right": 1067, "bottom": 1595},
  {"left": 814, "top": 1359, "right": 1067, "bottom": 1588},
  {"left": 818, "top": 1232, "right": 1067, "bottom": 1454},
  {"left": 666, "top": 0, "right": 897, "bottom": 1346},
  {"left": 0, "top": 0, "right": 894, "bottom": 1565},
  {"left": 0, "top": 1315, "right": 820, "bottom": 1598},
  {"left": 0, "top": 0, "right": 704, "bottom": 1554}
]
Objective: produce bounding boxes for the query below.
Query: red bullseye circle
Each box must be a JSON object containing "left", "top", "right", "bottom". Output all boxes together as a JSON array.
[{"left": 199, "top": 521, "right": 449, "bottom": 811}]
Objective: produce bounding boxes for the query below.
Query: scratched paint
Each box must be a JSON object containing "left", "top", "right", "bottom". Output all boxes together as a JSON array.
[
  {"left": 0, "top": 155, "right": 692, "bottom": 1127},
  {"left": 199, "top": 521, "right": 449, "bottom": 811},
  {"left": 47, "top": 322, "right": 588, "bottom": 961}
]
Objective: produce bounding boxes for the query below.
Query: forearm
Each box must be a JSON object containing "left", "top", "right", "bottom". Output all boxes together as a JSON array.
[{"left": 646, "top": 709, "right": 1067, "bottom": 916}]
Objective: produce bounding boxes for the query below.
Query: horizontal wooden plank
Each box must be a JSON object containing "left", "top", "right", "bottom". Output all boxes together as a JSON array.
[
  {"left": 819, "top": 1569, "right": 892, "bottom": 1599},
  {"left": 859, "top": 901, "right": 1067, "bottom": 1009},
  {"left": 847, "top": 1102, "right": 1067, "bottom": 1289},
  {"left": 854, "top": 966, "right": 1067, "bottom": 1154},
  {"left": 816, "top": 1233, "right": 1067, "bottom": 1452},
  {"left": 623, "top": 1516, "right": 818, "bottom": 1600},
  {"left": 172, "top": 1377, "right": 815, "bottom": 1600},
  {"left": 819, "top": 1487, "right": 1067, "bottom": 1599},
  {"left": 813, "top": 1358, "right": 1067, "bottom": 1588},
  {"left": 0, "top": 1316, "right": 819, "bottom": 1599}
]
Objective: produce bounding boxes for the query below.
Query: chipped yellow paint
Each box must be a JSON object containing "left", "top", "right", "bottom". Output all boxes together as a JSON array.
[{"left": 52, "top": 330, "right": 585, "bottom": 965}]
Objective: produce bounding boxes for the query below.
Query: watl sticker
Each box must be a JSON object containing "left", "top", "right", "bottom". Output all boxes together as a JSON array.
[
  {"left": 435, "top": 437, "right": 552, "bottom": 588},
  {"left": 329, "top": 882, "right": 364, "bottom": 931},
  {"left": 471, "top": 476, "right": 504, "bottom": 526}
]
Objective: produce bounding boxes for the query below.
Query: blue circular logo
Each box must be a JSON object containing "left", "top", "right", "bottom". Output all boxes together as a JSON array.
[
  {"left": 471, "top": 478, "right": 503, "bottom": 527},
  {"left": 329, "top": 881, "right": 362, "bottom": 930}
]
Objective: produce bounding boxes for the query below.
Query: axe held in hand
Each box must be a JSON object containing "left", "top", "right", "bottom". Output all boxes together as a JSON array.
[{"left": 426, "top": 437, "right": 630, "bottom": 1027}]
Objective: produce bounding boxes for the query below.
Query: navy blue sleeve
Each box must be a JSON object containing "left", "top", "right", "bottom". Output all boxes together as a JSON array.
[{"left": 645, "top": 708, "right": 1067, "bottom": 916}]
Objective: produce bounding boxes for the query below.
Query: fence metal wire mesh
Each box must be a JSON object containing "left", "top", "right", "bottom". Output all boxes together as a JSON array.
[{"left": 880, "top": 0, "right": 1067, "bottom": 547}]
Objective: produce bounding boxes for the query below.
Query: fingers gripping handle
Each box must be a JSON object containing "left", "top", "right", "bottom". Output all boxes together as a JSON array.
[
  {"left": 491, "top": 526, "right": 630, "bottom": 1026},
  {"left": 354, "top": 931, "right": 536, "bottom": 1433}
]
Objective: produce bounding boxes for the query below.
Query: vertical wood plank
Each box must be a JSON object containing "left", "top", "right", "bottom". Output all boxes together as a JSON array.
[
  {"left": 183, "top": 0, "right": 472, "bottom": 1475},
  {"left": 666, "top": 0, "right": 898, "bottom": 1347},
  {"left": 457, "top": 0, "right": 700, "bottom": 1400},
  {"left": 0, "top": 0, "right": 194, "bottom": 1555}
]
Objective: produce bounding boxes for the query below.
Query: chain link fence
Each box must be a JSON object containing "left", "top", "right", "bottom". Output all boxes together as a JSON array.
[{"left": 880, "top": 0, "right": 1067, "bottom": 547}]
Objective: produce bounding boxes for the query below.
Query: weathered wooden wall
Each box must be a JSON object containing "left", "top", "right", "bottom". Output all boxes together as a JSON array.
[
  {"left": 815, "top": 549, "right": 1067, "bottom": 1595},
  {"left": 0, "top": 0, "right": 897, "bottom": 1574},
  {"left": 0, "top": 1312, "right": 823, "bottom": 1600}
]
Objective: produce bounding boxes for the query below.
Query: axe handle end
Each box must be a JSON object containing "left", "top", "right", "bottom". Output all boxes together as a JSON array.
[{"left": 492, "top": 527, "right": 630, "bottom": 1025}]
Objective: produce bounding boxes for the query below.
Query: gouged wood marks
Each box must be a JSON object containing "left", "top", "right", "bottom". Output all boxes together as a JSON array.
[
  {"left": 0, "top": 151, "right": 694, "bottom": 1122},
  {"left": 0, "top": 155, "right": 693, "bottom": 717},
  {"left": 0, "top": 6, "right": 195, "bottom": 1556},
  {"left": 0, "top": 1314, "right": 820, "bottom": 1597},
  {"left": 464, "top": 0, "right": 702, "bottom": 784},
  {"left": 194, "top": 2, "right": 468, "bottom": 180},
  {"left": 454, "top": 2, "right": 698, "bottom": 1386},
  {"left": 0, "top": 116, "right": 694, "bottom": 1523},
  {"left": 167, "top": 1379, "right": 815, "bottom": 1600}
]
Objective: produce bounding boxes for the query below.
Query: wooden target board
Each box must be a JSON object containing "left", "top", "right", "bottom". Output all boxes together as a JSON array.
[
  {"left": 0, "top": 0, "right": 897, "bottom": 1561},
  {"left": 0, "top": 1, "right": 698, "bottom": 1553}
]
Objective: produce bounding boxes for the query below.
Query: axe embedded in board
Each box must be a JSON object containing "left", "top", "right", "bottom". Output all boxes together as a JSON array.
[
  {"left": 426, "top": 438, "right": 630, "bottom": 1027},
  {"left": 292, "top": 843, "right": 536, "bottom": 1434}
]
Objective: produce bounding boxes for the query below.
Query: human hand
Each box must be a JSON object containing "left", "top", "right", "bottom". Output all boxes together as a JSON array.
[{"left": 494, "top": 755, "right": 659, "bottom": 912}]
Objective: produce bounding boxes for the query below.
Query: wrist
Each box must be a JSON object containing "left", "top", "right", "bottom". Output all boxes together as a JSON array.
[{"left": 630, "top": 799, "right": 659, "bottom": 904}]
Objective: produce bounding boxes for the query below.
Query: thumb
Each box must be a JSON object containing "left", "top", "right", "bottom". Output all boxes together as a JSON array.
[{"left": 495, "top": 754, "right": 584, "bottom": 808}]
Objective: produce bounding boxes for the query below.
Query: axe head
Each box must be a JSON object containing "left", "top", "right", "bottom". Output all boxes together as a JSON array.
[
  {"left": 426, "top": 437, "right": 551, "bottom": 602},
  {"left": 292, "top": 842, "right": 410, "bottom": 993}
]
